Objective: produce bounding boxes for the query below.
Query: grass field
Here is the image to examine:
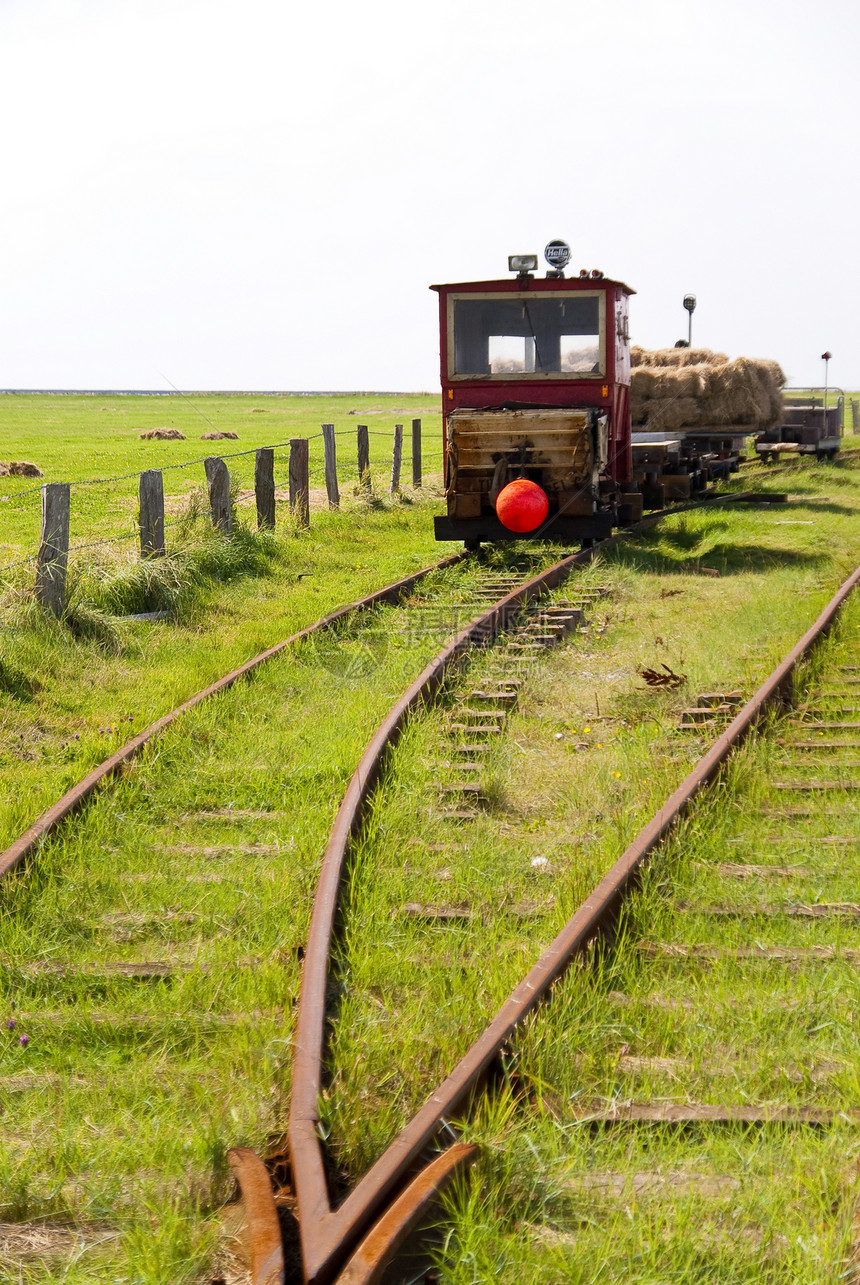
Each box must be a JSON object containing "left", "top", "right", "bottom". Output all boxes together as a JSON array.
[{"left": 0, "top": 392, "right": 445, "bottom": 572}]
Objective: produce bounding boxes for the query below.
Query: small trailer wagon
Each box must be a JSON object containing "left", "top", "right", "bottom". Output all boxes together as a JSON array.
[{"left": 755, "top": 387, "right": 843, "bottom": 461}]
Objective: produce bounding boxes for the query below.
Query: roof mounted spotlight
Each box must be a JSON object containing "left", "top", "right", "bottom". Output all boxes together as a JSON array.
[
  {"left": 544, "top": 239, "right": 571, "bottom": 278},
  {"left": 508, "top": 254, "right": 538, "bottom": 277}
]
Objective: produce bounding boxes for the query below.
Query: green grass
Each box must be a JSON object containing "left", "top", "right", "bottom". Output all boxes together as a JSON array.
[
  {"left": 0, "top": 391, "right": 444, "bottom": 569},
  {"left": 0, "top": 484, "right": 471, "bottom": 851}
]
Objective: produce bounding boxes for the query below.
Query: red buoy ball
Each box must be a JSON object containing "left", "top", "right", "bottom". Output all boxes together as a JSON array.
[{"left": 494, "top": 479, "right": 549, "bottom": 533}]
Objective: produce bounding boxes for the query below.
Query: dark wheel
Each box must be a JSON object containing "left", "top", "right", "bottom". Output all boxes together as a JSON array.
[{"left": 464, "top": 539, "right": 481, "bottom": 552}]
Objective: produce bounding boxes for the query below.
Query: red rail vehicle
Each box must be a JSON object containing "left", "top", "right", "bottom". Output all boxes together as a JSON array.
[{"left": 431, "top": 243, "right": 638, "bottom": 548}]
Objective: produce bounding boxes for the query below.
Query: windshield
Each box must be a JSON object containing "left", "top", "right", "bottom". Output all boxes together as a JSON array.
[{"left": 450, "top": 292, "right": 604, "bottom": 378}]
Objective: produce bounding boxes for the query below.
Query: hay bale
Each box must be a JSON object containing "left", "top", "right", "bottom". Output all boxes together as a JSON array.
[
  {"left": 645, "top": 397, "right": 702, "bottom": 432},
  {"left": 631, "top": 367, "right": 658, "bottom": 399},
  {"left": 635, "top": 346, "right": 729, "bottom": 369},
  {"left": 9, "top": 461, "right": 42, "bottom": 477},
  {"left": 703, "top": 358, "right": 767, "bottom": 425},
  {"left": 631, "top": 348, "right": 784, "bottom": 429},
  {"left": 758, "top": 358, "right": 787, "bottom": 388},
  {"left": 681, "top": 347, "right": 728, "bottom": 368},
  {"left": 200, "top": 431, "right": 239, "bottom": 440},
  {"left": 668, "top": 365, "right": 708, "bottom": 397},
  {"left": 700, "top": 359, "right": 777, "bottom": 426},
  {"left": 630, "top": 399, "right": 649, "bottom": 426},
  {"left": 632, "top": 364, "right": 707, "bottom": 403},
  {"left": 138, "top": 428, "right": 186, "bottom": 440}
]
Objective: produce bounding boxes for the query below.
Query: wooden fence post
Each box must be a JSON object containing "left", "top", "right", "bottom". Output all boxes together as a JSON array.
[
  {"left": 139, "top": 469, "right": 165, "bottom": 557},
  {"left": 852, "top": 399, "right": 859, "bottom": 434},
  {"left": 412, "top": 418, "right": 422, "bottom": 487},
  {"left": 204, "top": 457, "right": 232, "bottom": 534},
  {"left": 35, "top": 482, "right": 70, "bottom": 616},
  {"left": 289, "top": 438, "right": 310, "bottom": 528},
  {"left": 322, "top": 424, "right": 339, "bottom": 509},
  {"left": 390, "top": 423, "right": 403, "bottom": 494},
  {"left": 255, "top": 448, "right": 275, "bottom": 530},
  {"left": 357, "top": 424, "right": 370, "bottom": 491}
]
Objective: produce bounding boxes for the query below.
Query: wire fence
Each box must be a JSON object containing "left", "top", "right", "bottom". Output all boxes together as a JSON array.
[{"left": 0, "top": 419, "right": 443, "bottom": 598}]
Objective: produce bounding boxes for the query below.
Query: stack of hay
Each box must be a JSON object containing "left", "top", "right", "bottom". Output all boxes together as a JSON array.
[{"left": 631, "top": 347, "right": 784, "bottom": 434}]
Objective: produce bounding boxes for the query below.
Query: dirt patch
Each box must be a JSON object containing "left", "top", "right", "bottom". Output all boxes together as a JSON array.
[
  {"left": 0, "top": 1220, "right": 117, "bottom": 1263},
  {"left": 213, "top": 1202, "right": 253, "bottom": 1285},
  {"left": 201, "top": 431, "right": 239, "bottom": 440},
  {"left": 138, "top": 428, "right": 186, "bottom": 440},
  {"left": 236, "top": 488, "right": 291, "bottom": 505}
]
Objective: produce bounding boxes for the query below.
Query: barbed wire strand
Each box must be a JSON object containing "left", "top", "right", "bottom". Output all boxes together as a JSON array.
[{"left": 0, "top": 465, "right": 444, "bottom": 579}]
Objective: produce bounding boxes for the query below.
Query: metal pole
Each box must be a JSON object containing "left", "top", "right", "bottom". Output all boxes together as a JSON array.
[{"left": 683, "top": 294, "right": 696, "bottom": 348}]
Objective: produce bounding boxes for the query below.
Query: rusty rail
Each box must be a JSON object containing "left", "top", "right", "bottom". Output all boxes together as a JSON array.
[
  {"left": 228, "top": 1147, "right": 285, "bottom": 1285},
  {"left": 282, "top": 559, "right": 860, "bottom": 1284},
  {"left": 286, "top": 548, "right": 597, "bottom": 1282},
  {"left": 0, "top": 553, "right": 464, "bottom": 883}
]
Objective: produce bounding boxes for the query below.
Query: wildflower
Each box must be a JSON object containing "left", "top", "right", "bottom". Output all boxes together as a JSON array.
[
  {"left": 584, "top": 726, "right": 591, "bottom": 733},
  {"left": 6, "top": 1018, "right": 14, "bottom": 1031},
  {"left": 531, "top": 856, "right": 548, "bottom": 868},
  {"left": 18, "top": 1034, "right": 29, "bottom": 1048}
]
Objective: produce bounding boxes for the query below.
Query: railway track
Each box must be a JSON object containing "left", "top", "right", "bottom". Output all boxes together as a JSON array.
[
  {"left": 0, "top": 551, "right": 466, "bottom": 879},
  {"left": 239, "top": 558, "right": 860, "bottom": 1284},
  {"left": 1, "top": 475, "right": 856, "bottom": 1283},
  {"left": 0, "top": 543, "right": 596, "bottom": 1284}
]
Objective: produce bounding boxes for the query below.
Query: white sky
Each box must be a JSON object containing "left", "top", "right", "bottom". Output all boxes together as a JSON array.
[{"left": 1, "top": 0, "right": 858, "bottom": 392}]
